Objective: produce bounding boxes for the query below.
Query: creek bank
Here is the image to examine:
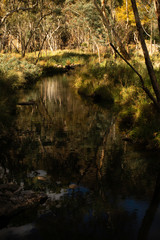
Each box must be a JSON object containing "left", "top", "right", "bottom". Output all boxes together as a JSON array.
[
  {"left": 77, "top": 85, "right": 114, "bottom": 106},
  {"left": 41, "top": 63, "right": 82, "bottom": 77},
  {"left": 0, "top": 183, "right": 48, "bottom": 226}
]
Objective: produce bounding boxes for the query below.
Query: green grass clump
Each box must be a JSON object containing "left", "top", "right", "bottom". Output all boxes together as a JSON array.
[
  {"left": 129, "top": 104, "right": 160, "bottom": 145},
  {"left": 117, "top": 102, "right": 160, "bottom": 149},
  {"left": 105, "top": 59, "right": 141, "bottom": 87},
  {"left": 34, "top": 50, "right": 95, "bottom": 67}
]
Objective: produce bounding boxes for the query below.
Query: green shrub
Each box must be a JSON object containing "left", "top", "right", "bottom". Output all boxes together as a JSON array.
[
  {"left": 0, "top": 55, "right": 41, "bottom": 87},
  {"left": 129, "top": 104, "right": 160, "bottom": 143}
]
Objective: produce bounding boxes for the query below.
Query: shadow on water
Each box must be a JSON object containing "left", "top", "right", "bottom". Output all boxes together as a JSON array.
[
  {"left": 0, "top": 75, "right": 160, "bottom": 240},
  {"left": 137, "top": 172, "right": 160, "bottom": 240}
]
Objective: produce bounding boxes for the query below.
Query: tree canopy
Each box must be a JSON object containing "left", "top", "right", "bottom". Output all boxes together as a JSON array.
[{"left": 0, "top": 0, "right": 159, "bottom": 57}]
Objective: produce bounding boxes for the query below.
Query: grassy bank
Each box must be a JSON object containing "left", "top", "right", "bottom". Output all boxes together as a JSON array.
[
  {"left": 73, "top": 55, "right": 160, "bottom": 150},
  {"left": 0, "top": 50, "right": 94, "bottom": 89},
  {"left": 0, "top": 54, "right": 41, "bottom": 88}
]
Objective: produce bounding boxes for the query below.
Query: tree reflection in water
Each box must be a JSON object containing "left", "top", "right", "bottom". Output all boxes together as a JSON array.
[{"left": 0, "top": 75, "right": 160, "bottom": 240}]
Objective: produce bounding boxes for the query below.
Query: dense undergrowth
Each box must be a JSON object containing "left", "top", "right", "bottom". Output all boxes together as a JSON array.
[
  {"left": 0, "top": 54, "right": 41, "bottom": 88},
  {"left": 0, "top": 50, "right": 160, "bottom": 149}
]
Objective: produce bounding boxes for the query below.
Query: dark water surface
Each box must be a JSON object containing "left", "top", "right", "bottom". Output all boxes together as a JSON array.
[{"left": 1, "top": 75, "right": 160, "bottom": 240}]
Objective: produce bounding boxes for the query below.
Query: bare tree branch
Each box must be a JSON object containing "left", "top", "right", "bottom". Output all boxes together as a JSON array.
[
  {"left": 131, "top": 0, "right": 160, "bottom": 104},
  {"left": 110, "top": 43, "right": 160, "bottom": 111},
  {"left": 0, "top": 2, "right": 38, "bottom": 27}
]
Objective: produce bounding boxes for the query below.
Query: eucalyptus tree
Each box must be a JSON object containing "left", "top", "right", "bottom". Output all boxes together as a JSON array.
[
  {"left": 93, "top": 0, "right": 130, "bottom": 59},
  {"left": 131, "top": 0, "right": 160, "bottom": 111},
  {"left": 0, "top": 0, "right": 38, "bottom": 52},
  {"left": 0, "top": 0, "right": 38, "bottom": 27},
  {"left": 154, "top": 0, "right": 160, "bottom": 36},
  {"left": 63, "top": 0, "right": 108, "bottom": 55},
  {"left": 0, "top": 0, "right": 66, "bottom": 56},
  {"left": 117, "top": 0, "right": 157, "bottom": 53}
]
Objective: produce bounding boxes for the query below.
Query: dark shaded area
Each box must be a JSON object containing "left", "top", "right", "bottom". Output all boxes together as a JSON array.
[{"left": 0, "top": 75, "right": 160, "bottom": 240}]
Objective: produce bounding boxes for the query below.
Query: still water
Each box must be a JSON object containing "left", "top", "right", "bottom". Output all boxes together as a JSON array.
[{"left": 1, "top": 75, "right": 160, "bottom": 240}]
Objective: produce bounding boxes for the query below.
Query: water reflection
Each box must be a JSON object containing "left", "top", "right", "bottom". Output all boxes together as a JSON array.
[
  {"left": 1, "top": 75, "right": 160, "bottom": 239},
  {"left": 137, "top": 173, "right": 160, "bottom": 240}
]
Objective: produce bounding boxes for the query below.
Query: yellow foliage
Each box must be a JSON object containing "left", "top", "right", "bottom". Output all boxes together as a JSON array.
[
  {"left": 74, "top": 77, "right": 83, "bottom": 88},
  {"left": 116, "top": 0, "right": 152, "bottom": 26},
  {"left": 38, "top": 60, "right": 47, "bottom": 66},
  {"left": 116, "top": 0, "right": 135, "bottom": 25}
]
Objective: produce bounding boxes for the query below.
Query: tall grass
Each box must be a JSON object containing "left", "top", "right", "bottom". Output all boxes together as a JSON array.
[{"left": 25, "top": 50, "right": 95, "bottom": 66}]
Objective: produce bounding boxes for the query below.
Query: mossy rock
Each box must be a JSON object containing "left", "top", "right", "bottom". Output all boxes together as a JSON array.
[{"left": 93, "top": 86, "right": 114, "bottom": 103}]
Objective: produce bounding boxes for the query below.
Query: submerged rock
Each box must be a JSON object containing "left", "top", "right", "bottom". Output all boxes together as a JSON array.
[{"left": 0, "top": 183, "right": 48, "bottom": 221}]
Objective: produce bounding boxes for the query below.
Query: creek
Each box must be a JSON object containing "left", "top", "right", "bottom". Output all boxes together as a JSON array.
[{"left": 0, "top": 74, "right": 160, "bottom": 240}]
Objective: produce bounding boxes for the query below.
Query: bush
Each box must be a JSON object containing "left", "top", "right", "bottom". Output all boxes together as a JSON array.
[
  {"left": 0, "top": 55, "right": 41, "bottom": 88},
  {"left": 129, "top": 104, "right": 160, "bottom": 144}
]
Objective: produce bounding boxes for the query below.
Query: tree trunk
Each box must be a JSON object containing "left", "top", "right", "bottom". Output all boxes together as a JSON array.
[
  {"left": 131, "top": 0, "right": 160, "bottom": 105},
  {"left": 154, "top": 0, "right": 160, "bottom": 36},
  {"left": 21, "top": 33, "right": 26, "bottom": 58},
  {"left": 36, "top": 32, "right": 49, "bottom": 64},
  {"left": 94, "top": 0, "right": 130, "bottom": 60}
]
